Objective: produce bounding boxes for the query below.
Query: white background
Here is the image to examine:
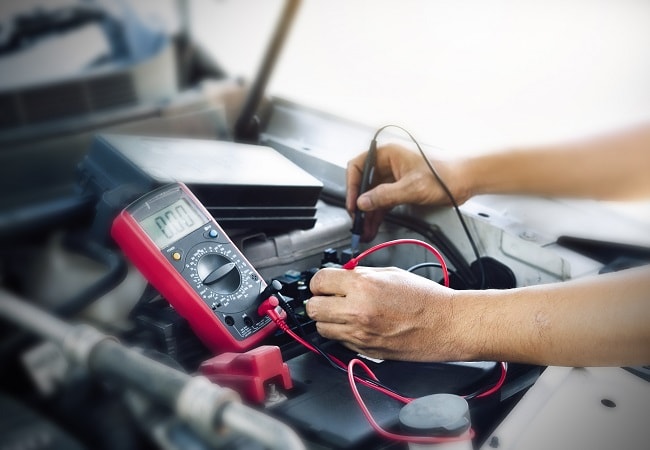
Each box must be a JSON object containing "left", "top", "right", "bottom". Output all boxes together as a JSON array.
[{"left": 192, "top": 0, "right": 650, "bottom": 156}]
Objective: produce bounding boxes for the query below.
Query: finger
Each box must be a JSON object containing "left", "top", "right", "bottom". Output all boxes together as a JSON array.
[
  {"left": 346, "top": 155, "right": 366, "bottom": 213},
  {"left": 357, "top": 175, "right": 419, "bottom": 211},
  {"left": 313, "top": 323, "right": 384, "bottom": 360},
  {"left": 305, "top": 295, "right": 349, "bottom": 325},
  {"left": 313, "top": 320, "right": 355, "bottom": 341},
  {"left": 308, "top": 267, "right": 352, "bottom": 296}
]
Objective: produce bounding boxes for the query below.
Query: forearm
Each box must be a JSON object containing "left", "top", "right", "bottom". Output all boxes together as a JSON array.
[
  {"left": 459, "top": 123, "right": 650, "bottom": 201},
  {"left": 446, "top": 266, "right": 650, "bottom": 366}
]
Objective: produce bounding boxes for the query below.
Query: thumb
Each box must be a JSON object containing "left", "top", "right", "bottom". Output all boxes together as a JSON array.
[{"left": 357, "top": 179, "right": 412, "bottom": 211}]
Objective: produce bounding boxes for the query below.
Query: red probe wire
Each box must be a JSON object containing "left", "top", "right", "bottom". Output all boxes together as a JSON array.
[
  {"left": 343, "top": 238, "right": 450, "bottom": 288},
  {"left": 475, "top": 361, "right": 508, "bottom": 399},
  {"left": 343, "top": 238, "right": 507, "bottom": 400},
  {"left": 264, "top": 304, "right": 412, "bottom": 403},
  {"left": 347, "top": 358, "right": 476, "bottom": 444},
  {"left": 260, "top": 238, "right": 507, "bottom": 444},
  {"left": 267, "top": 307, "right": 477, "bottom": 444}
]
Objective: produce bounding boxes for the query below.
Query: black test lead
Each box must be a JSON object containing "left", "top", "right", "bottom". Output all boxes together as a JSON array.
[{"left": 350, "top": 136, "right": 377, "bottom": 254}]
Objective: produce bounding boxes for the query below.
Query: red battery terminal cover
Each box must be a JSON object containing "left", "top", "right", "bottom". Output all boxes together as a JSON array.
[{"left": 199, "top": 345, "right": 293, "bottom": 404}]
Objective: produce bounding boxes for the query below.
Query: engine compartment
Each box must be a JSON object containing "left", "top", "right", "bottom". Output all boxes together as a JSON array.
[{"left": 2, "top": 14, "right": 648, "bottom": 443}]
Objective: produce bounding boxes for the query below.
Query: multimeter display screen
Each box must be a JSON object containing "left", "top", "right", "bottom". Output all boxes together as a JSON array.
[{"left": 139, "top": 198, "right": 205, "bottom": 249}]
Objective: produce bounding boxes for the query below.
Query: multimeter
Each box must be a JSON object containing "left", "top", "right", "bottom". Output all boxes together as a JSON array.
[{"left": 111, "top": 182, "right": 283, "bottom": 353}]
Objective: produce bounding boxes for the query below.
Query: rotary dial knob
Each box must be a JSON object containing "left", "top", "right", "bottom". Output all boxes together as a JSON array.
[
  {"left": 197, "top": 254, "right": 241, "bottom": 293},
  {"left": 185, "top": 243, "right": 260, "bottom": 313}
]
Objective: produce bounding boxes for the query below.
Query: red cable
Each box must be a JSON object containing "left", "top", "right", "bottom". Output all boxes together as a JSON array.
[
  {"left": 260, "top": 238, "right": 507, "bottom": 445},
  {"left": 475, "top": 362, "right": 508, "bottom": 399},
  {"left": 343, "top": 239, "right": 450, "bottom": 287},
  {"left": 347, "top": 358, "right": 475, "bottom": 444},
  {"left": 343, "top": 238, "right": 507, "bottom": 399},
  {"left": 280, "top": 306, "right": 507, "bottom": 402},
  {"left": 266, "top": 307, "right": 412, "bottom": 403}
]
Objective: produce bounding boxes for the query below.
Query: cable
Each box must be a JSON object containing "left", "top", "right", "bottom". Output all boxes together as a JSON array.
[
  {"left": 263, "top": 285, "right": 415, "bottom": 399},
  {"left": 260, "top": 301, "right": 412, "bottom": 403},
  {"left": 463, "top": 362, "right": 508, "bottom": 400},
  {"left": 0, "top": 233, "right": 128, "bottom": 365},
  {"left": 343, "top": 238, "right": 450, "bottom": 287},
  {"left": 260, "top": 239, "right": 505, "bottom": 444},
  {"left": 407, "top": 261, "right": 470, "bottom": 289},
  {"left": 347, "top": 358, "right": 475, "bottom": 445},
  {"left": 56, "top": 233, "right": 128, "bottom": 317},
  {"left": 261, "top": 295, "right": 505, "bottom": 446},
  {"left": 321, "top": 189, "right": 477, "bottom": 287},
  {"left": 341, "top": 238, "right": 506, "bottom": 397},
  {"left": 477, "top": 361, "right": 508, "bottom": 398},
  {"left": 370, "top": 124, "right": 487, "bottom": 288},
  {"left": 407, "top": 261, "right": 443, "bottom": 272}
]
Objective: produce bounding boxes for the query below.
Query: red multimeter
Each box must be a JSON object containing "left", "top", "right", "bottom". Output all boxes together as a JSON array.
[{"left": 111, "top": 182, "right": 283, "bottom": 353}]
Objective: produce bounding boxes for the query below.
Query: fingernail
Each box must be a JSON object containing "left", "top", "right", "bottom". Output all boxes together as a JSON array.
[{"left": 358, "top": 195, "right": 372, "bottom": 210}]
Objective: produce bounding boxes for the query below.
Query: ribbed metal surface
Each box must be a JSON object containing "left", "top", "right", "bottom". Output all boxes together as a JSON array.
[
  {"left": 22, "top": 81, "right": 88, "bottom": 122},
  {"left": 87, "top": 72, "right": 136, "bottom": 110},
  {"left": 0, "top": 72, "right": 137, "bottom": 130}
]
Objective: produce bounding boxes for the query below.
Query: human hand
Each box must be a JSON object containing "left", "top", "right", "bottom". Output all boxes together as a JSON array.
[
  {"left": 306, "top": 265, "right": 457, "bottom": 362},
  {"left": 346, "top": 143, "right": 469, "bottom": 242}
]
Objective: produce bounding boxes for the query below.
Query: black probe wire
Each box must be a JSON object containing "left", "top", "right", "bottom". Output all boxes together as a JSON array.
[
  {"left": 407, "top": 261, "right": 444, "bottom": 272},
  {"left": 407, "top": 261, "right": 470, "bottom": 289},
  {"left": 321, "top": 190, "right": 476, "bottom": 288},
  {"left": 371, "top": 125, "right": 487, "bottom": 289},
  {"left": 287, "top": 123, "right": 493, "bottom": 396},
  {"left": 372, "top": 128, "right": 508, "bottom": 398}
]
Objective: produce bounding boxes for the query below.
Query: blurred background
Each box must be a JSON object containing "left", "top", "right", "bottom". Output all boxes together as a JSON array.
[
  {"left": 191, "top": 0, "right": 650, "bottom": 155},
  {"left": 0, "top": 3, "right": 648, "bottom": 449},
  {"left": 1, "top": 0, "right": 649, "bottom": 220},
  {"left": 4, "top": 0, "right": 650, "bottom": 154}
]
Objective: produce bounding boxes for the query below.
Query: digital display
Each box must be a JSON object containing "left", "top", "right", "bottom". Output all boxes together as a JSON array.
[{"left": 139, "top": 198, "right": 205, "bottom": 249}]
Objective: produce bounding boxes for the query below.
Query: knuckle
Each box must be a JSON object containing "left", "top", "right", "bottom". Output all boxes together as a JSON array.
[
  {"left": 410, "top": 175, "right": 434, "bottom": 202},
  {"left": 349, "top": 328, "right": 371, "bottom": 344},
  {"left": 315, "top": 322, "right": 334, "bottom": 340},
  {"left": 304, "top": 298, "right": 317, "bottom": 319},
  {"left": 355, "top": 311, "right": 374, "bottom": 328},
  {"left": 308, "top": 270, "right": 325, "bottom": 293}
]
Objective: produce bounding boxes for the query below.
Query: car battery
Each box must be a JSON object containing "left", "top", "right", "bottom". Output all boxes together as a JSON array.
[{"left": 77, "top": 133, "right": 323, "bottom": 235}]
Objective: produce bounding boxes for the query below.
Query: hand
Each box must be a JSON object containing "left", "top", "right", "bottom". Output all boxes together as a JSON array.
[
  {"left": 306, "top": 266, "right": 457, "bottom": 361},
  {"left": 346, "top": 143, "right": 469, "bottom": 241}
]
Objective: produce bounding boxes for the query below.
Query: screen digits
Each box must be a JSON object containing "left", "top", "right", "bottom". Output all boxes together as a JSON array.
[
  {"left": 139, "top": 198, "right": 204, "bottom": 249},
  {"left": 176, "top": 204, "right": 195, "bottom": 228},
  {"left": 155, "top": 216, "right": 173, "bottom": 239},
  {"left": 156, "top": 204, "right": 196, "bottom": 240}
]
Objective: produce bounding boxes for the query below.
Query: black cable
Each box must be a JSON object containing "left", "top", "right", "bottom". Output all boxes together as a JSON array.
[
  {"left": 0, "top": 233, "right": 128, "bottom": 367},
  {"left": 56, "top": 233, "right": 129, "bottom": 317},
  {"left": 407, "top": 261, "right": 443, "bottom": 272},
  {"left": 320, "top": 190, "right": 476, "bottom": 288},
  {"left": 309, "top": 343, "right": 406, "bottom": 398},
  {"left": 407, "top": 262, "right": 470, "bottom": 289},
  {"left": 275, "top": 291, "right": 310, "bottom": 340},
  {"left": 387, "top": 212, "right": 477, "bottom": 287},
  {"left": 371, "top": 125, "right": 487, "bottom": 289}
]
